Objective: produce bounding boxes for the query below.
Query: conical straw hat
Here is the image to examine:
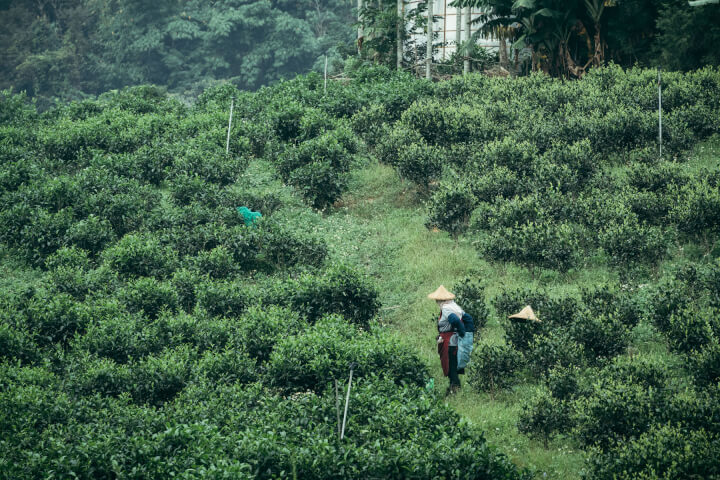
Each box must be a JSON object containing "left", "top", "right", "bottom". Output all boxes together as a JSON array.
[
  {"left": 508, "top": 305, "right": 539, "bottom": 322},
  {"left": 428, "top": 285, "right": 455, "bottom": 301}
]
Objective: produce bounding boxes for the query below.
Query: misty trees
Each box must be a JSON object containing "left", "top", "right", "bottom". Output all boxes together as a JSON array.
[{"left": 0, "top": 0, "right": 356, "bottom": 100}]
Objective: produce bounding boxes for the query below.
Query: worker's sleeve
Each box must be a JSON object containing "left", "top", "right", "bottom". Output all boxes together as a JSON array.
[
  {"left": 461, "top": 312, "right": 475, "bottom": 332},
  {"left": 448, "top": 313, "right": 466, "bottom": 337}
]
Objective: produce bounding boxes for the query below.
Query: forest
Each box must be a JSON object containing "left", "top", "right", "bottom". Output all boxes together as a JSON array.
[{"left": 2, "top": 0, "right": 720, "bottom": 105}]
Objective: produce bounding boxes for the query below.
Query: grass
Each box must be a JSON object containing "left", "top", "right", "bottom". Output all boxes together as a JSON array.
[
  {"left": 323, "top": 136, "right": 720, "bottom": 476},
  {"left": 325, "top": 160, "right": 591, "bottom": 479}
]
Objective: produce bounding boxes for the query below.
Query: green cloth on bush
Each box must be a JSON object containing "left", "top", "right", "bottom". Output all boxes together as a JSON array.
[{"left": 236, "top": 206, "right": 262, "bottom": 227}]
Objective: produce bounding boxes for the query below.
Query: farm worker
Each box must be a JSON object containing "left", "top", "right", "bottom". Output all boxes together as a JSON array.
[
  {"left": 508, "top": 305, "right": 539, "bottom": 322},
  {"left": 429, "top": 285, "right": 467, "bottom": 395}
]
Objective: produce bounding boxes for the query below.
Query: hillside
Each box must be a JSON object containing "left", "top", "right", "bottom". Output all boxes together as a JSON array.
[{"left": 2, "top": 66, "right": 720, "bottom": 479}]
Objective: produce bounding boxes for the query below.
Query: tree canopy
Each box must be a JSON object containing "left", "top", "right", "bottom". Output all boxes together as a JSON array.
[{"left": 0, "top": 0, "right": 356, "bottom": 105}]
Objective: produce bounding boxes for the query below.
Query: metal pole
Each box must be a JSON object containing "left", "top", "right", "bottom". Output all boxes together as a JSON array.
[
  {"left": 324, "top": 56, "right": 328, "bottom": 95},
  {"left": 426, "top": 0, "right": 433, "bottom": 80},
  {"left": 658, "top": 67, "right": 663, "bottom": 158},
  {"left": 340, "top": 363, "right": 357, "bottom": 440},
  {"left": 226, "top": 96, "right": 235, "bottom": 155},
  {"left": 463, "top": 6, "right": 471, "bottom": 74}
]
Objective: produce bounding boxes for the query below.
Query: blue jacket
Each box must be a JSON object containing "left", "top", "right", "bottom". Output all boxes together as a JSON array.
[{"left": 448, "top": 312, "right": 475, "bottom": 336}]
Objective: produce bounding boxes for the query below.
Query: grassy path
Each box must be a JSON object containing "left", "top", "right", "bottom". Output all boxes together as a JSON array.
[{"left": 321, "top": 158, "right": 587, "bottom": 479}]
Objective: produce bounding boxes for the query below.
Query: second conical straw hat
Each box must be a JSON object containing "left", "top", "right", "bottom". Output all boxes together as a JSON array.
[
  {"left": 427, "top": 285, "right": 455, "bottom": 301},
  {"left": 508, "top": 305, "right": 539, "bottom": 322}
]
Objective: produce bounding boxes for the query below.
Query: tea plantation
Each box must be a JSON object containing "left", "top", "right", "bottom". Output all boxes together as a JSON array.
[{"left": 2, "top": 64, "right": 720, "bottom": 479}]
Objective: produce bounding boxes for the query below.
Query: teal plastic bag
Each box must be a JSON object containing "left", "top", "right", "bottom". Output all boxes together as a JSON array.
[
  {"left": 236, "top": 206, "right": 262, "bottom": 227},
  {"left": 425, "top": 378, "right": 435, "bottom": 391}
]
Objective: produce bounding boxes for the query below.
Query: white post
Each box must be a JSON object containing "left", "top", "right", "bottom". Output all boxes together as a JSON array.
[
  {"left": 456, "top": 3, "right": 462, "bottom": 61},
  {"left": 658, "top": 67, "right": 663, "bottom": 158},
  {"left": 324, "top": 55, "right": 328, "bottom": 94},
  {"left": 463, "top": 6, "right": 471, "bottom": 74},
  {"left": 225, "top": 96, "right": 235, "bottom": 155},
  {"left": 340, "top": 365, "right": 356, "bottom": 440},
  {"left": 426, "top": 0, "right": 433, "bottom": 80},
  {"left": 397, "top": 0, "right": 404, "bottom": 70}
]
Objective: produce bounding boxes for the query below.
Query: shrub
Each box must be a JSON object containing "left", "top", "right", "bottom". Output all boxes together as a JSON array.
[
  {"left": 588, "top": 424, "right": 720, "bottom": 480},
  {"left": 643, "top": 279, "right": 691, "bottom": 334},
  {"left": 669, "top": 179, "right": 720, "bottom": 235},
  {"left": 274, "top": 264, "right": 381, "bottom": 329},
  {"left": 598, "top": 355, "right": 670, "bottom": 391},
  {"left": 194, "top": 348, "right": 257, "bottom": 385},
  {"left": 451, "top": 277, "right": 489, "bottom": 330},
  {"left": 71, "top": 311, "right": 153, "bottom": 363},
  {"left": 546, "top": 365, "right": 588, "bottom": 401},
  {"left": 469, "top": 166, "right": 520, "bottom": 203},
  {"left": 480, "top": 138, "right": 538, "bottom": 177},
  {"left": 191, "top": 245, "right": 238, "bottom": 279},
  {"left": 688, "top": 341, "right": 720, "bottom": 388},
  {"left": 374, "top": 124, "right": 425, "bottom": 166},
  {"left": 349, "top": 103, "right": 386, "bottom": 146},
  {"left": 527, "top": 332, "right": 586, "bottom": 377},
  {"left": 569, "top": 313, "right": 629, "bottom": 363},
  {"left": 278, "top": 132, "right": 353, "bottom": 209},
  {"left": 666, "top": 306, "right": 716, "bottom": 354},
  {"left": 517, "top": 389, "right": 574, "bottom": 446},
  {"left": 25, "top": 292, "right": 91, "bottom": 346},
  {"left": 580, "top": 284, "right": 642, "bottom": 329},
  {"left": 0, "top": 323, "right": 40, "bottom": 365},
  {"left": 171, "top": 268, "right": 203, "bottom": 313},
  {"left": 230, "top": 306, "right": 304, "bottom": 364},
  {"left": 476, "top": 221, "right": 583, "bottom": 272},
  {"left": 118, "top": 277, "right": 180, "bottom": 320},
  {"left": 574, "top": 379, "right": 668, "bottom": 450},
  {"left": 257, "top": 222, "right": 327, "bottom": 270},
  {"left": 64, "top": 353, "right": 132, "bottom": 397},
  {"left": 196, "top": 279, "right": 251, "bottom": 319},
  {"left": 467, "top": 344, "right": 524, "bottom": 393},
  {"left": 64, "top": 215, "right": 116, "bottom": 256},
  {"left": 130, "top": 345, "right": 196, "bottom": 405},
  {"left": 265, "top": 316, "right": 427, "bottom": 394},
  {"left": 101, "top": 233, "right": 178, "bottom": 279},
  {"left": 599, "top": 217, "right": 669, "bottom": 267},
  {"left": 426, "top": 176, "right": 476, "bottom": 236},
  {"left": 396, "top": 142, "right": 444, "bottom": 191}
]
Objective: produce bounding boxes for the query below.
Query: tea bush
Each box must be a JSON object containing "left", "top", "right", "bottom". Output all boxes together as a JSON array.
[
  {"left": 517, "top": 388, "right": 574, "bottom": 446},
  {"left": 101, "top": 233, "right": 178, "bottom": 279},
  {"left": 265, "top": 316, "right": 427, "bottom": 394},
  {"left": 118, "top": 277, "right": 180, "bottom": 320},
  {"left": 452, "top": 277, "right": 489, "bottom": 329},
  {"left": 588, "top": 424, "right": 720, "bottom": 480},
  {"left": 467, "top": 344, "right": 524, "bottom": 393}
]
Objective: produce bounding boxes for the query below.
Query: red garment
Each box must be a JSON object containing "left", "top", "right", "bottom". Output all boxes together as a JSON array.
[{"left": 437, "top": 332, "right": 456, "bottom": 377}]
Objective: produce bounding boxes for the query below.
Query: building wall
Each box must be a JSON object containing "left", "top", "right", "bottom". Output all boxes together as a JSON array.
[{"left": 406, "top": 0, "right": 499, "bottom": 60}]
